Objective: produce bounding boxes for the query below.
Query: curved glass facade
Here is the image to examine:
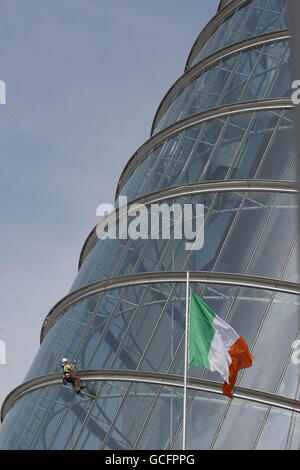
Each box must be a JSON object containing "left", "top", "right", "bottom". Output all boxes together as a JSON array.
[
  {"left": 122, "top": 109, "right": 295, "bottom": 201},
  {"left": 0, "top": 282, "right": 299, "bottom": 449},
  {"left": 153, "top": 39, "right": 291, "bottom": 135},
  {"left": 0, "top": 0, "right": 299, "bottom": 450},
  {"left": 1, "top": 382, "right": 299, "bottom": 450},
  {"left": 188, "top": 0, "right": 289, "bottom": 70},
  {"left": 220, "top": 0, "right": 234, "bottom": 8},
  {"left": 67, "top": 191, "right": 299, "bottom": 295}
]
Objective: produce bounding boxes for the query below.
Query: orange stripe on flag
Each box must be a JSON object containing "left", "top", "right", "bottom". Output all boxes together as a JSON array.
[{"left": 222, "top": 336, "right": 254, "bottom": 399}]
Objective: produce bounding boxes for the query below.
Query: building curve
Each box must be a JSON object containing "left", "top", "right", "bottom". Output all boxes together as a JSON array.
[{"left": 0, "top": 0, "right": 299, "bottom": 450}]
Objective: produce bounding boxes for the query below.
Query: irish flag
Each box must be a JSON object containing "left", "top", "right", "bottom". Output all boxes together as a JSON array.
[{"left": 189, "top": 291, "right": 254, "bottom": 399}]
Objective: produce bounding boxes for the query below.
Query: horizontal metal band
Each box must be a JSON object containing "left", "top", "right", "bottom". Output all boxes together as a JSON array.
[
  {"left": 186, "top": 0, "right": 253, "bottom": 70},
  {"left": 80, "top": 180, "right": 298, "bottom": 269},
  {"left": 217, "top": 0, "right": 227, "bottom": 11},
  {"left": 116, "top": 98, "right": 293, "bottom": 201},
  {"left": 2, "top": 369, "right": 299, "bottom": 423},
  {"left": 151, "top": 30, "right": 291, "bottom": 136},
  {"left": 218, "top": 0, "right": 230, "bottom": 11},
  {"left": 40, "top": 271, "right": 300, "bottom": 344}
]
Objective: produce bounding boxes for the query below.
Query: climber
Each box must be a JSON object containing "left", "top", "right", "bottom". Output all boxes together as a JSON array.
[{"left": 61, "top": 358, "right": 85, "bottom": 394}]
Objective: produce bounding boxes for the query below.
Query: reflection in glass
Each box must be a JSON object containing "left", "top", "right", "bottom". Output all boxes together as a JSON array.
[
  {"left": 256, "top": 406, "right": 300, "bottom": 450},
  {"left": 212, "top": 399, "right": 268, "bottom": 449},
  {"left": 190, "top": 0, "right": 288, "bottom": 69}
]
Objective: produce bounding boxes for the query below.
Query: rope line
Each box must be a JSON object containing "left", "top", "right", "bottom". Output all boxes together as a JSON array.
[{"left": 70, "top": 391, "right": 75, "bottom": 450}]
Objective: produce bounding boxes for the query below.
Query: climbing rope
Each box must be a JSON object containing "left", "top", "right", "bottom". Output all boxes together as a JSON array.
[{"left": 70, "top": 391, "right": 75, "bottom": 450}]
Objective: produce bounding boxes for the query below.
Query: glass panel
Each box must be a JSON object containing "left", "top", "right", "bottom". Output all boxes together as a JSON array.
[
  {"left": 283, "top": 236, "right": 300, "bottom": 284},
  {"left": 256, "top": 1, "right": 282, "bottom": 35},
  {"left": 25, "top": 298, "right": 89, "bottom": 379},
  {"left": 201, "top": 114, "right": 252, "bottom": 181},
  {"left": 10, "top": 386, "right": 60, "bottom": 450},
  {"left": 185, "top": 192, "right": 243, "bottom": 272},
  {"left": 74, "top": 381, "right": 129, "bottom": 450},
  {"left": 39, "top": 192, "right": 298, "bottom": 374},
  {"left": 158, "top": 93, "right": 182, "bottom": 132},
  {"left": 47, "top": 386, "right": 95, "bottom": 450},
  {"left": 240, "top": 292, "right": 300, "bottom": 393},
  {"left": 112, "top": 284, "right": 173, "bottom": 371},
  {"left": 135, "top": 386, "right": 192, "bottom": 450},
  {"left": 71, "top": 236, "right": 116, "bottom": 292},
  {"left": 286, "top": 158, "right": 297, "bottom": 182},
  {"left": 228, "top": 110, "right": 281, "bottom": 179},
  {"left": 241, "top": 41, "right": 288, "bottom": 102},
  {"left": 30, "top": 391, "right": 68, "bottom": 449},
  {"left": 24, "top": 314, "right": 68, "bottom": 380},
  {"left": 247, "top": 193, "right": 298, "bottom": 279},
  {"left": 85, "top": 286, "right": 146, "bottom": 370},
  {"left": 141, "top": 137, "right": 181, "bottom": 196},
  {"left": 190, "top": 0, "right": 289, "bottom": 69},
  {"left": 173, "top": 391, "right": 228, "bottom": 450},
  {"left": 123, "top": 107, "right": 293, "bottom": 203},
  {"left": 208, "top": 17, "right": 232, "bottom": 54},
  {"left": 201, "top": 58, "right": 238, "bottom": 112},
  {"left": 119, "top": 146, "right": 162, "bottom": 200},
  {"left": 172, "top": 82, "right": 197, "bottom": 124},
  {"left": 69, "top": 243, "right": 98, "bottom": 293},
  {"left": 277, "top": 355, "right": 300, "bottom": 400},
  {"left": 238, "top": 2, "right": 266, "bottom": 41},
  {"left": 222, "top": 5, "right": 252, "bottom": 47},
  {"left": 214, "top": 192, "right": 277, "bottom": 274},
  {"left": 212, "top": 399, "right": 268, "bottom": 449},
  {"left": 0, "top": 399, "right": 30, "bottom": 449},
  {"left": 277, "top": 6, "right": 289, "bottom": 30},
  {"left": 219, "top": 50, "right": 261, "bottom": 106},
  {"left": 223, "top": 287, "right": 272, "bottom": 348},
  {"left": 256, "top": 110, "right": 295, "bottom": 180},
  {"left": 138, "top": 284, "right": 185, "bottom": 374},
  {"left": 256, "top": 406, "right": 300, "bottom": 450},
  {"left": 180, "top": 118, "right": 227, "bottom": 185},
  {"left": 155, "top": 38, "right": 290, "bottom": 137},
  {"left": 268, "top": 0, "right": 287, "bottom": 14},
  {"left": 268, "top": 44, "right": 291, "bottom": 98},
  {"left": 102, "top": 382, "right": 160, "bottom": 449},
  {"left": 157, "top": 128, "right": 198, "bottom": 191}
]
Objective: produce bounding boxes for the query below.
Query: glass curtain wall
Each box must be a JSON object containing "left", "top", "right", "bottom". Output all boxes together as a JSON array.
[{"left": 0, "top": 0, "right": 298, "bottom": 451}]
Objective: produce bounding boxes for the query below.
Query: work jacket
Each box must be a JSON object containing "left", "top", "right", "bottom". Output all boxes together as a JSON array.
[{"left": 62, "top": 364, "right": 74, "bottom": 377}]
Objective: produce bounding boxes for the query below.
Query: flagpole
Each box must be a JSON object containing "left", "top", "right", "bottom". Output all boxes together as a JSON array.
[{"left": 182, "top": 270, "right": 190, "bottom": 451}]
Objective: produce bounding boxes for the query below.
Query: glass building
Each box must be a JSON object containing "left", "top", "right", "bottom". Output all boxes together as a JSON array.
[{"left": 0, "top": 0, "right": 299, "bottom": 450}]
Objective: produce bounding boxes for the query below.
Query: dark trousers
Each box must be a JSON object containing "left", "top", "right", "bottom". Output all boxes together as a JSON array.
[{"left": 65, "top": 374, "right": 83, "bottom": 393}]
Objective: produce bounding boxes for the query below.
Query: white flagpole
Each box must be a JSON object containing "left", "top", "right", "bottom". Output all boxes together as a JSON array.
[{"left": 182, "top": 270, "right": 190, "bottom": 450}]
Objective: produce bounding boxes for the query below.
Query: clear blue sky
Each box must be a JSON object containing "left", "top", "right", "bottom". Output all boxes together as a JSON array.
[{"left": 0, "top": 0, "right": 220, "bottom": 409}]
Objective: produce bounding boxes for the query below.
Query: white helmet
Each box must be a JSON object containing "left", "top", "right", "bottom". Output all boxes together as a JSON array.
[{"left": 62, "top": 358, "right": 68, "bottom": 364}]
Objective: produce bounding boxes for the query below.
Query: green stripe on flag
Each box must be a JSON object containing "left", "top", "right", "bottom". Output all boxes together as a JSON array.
[{"left": 189, "top": 291, "right": 216, "bottom": 369}]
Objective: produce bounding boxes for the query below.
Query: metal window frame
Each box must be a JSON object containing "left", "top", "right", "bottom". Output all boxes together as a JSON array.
[
  {"left": 2, "top": 369, "right": 299, "bottom": 424},
  {"left": 40, "top": 269, "right": 300, "bottom": 344},
  {"left": 116, "top": 98, "right": 292, "bottom": 201},
  {"left": 186, "top": 0, "right": 252, "bottom": 71},
  {"left": 151, "top": 30, "right": 291, "bottom": 136},
  {"left": 79, "top": 180, "right": 297, "bottom": 269}
]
